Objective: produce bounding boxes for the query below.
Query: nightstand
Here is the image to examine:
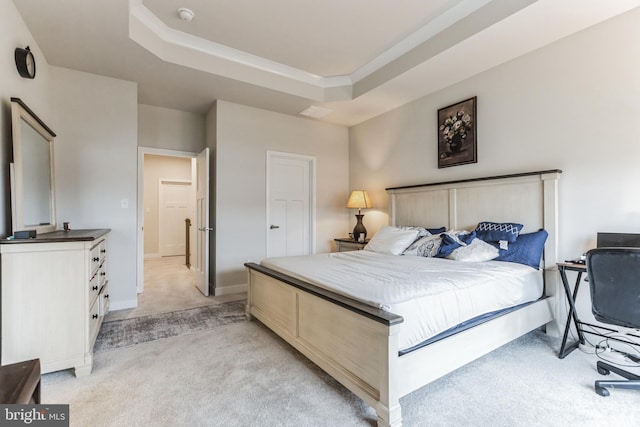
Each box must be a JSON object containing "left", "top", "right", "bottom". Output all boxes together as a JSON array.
[{"left": 334, "top": 237, "right": 369, "bottom": 252}]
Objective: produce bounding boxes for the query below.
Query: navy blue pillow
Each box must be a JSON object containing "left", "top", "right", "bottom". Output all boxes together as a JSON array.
[
  {"left": 491, "top": 229, "right": 548, "bottom": 269},
  {"left": 436, "top": 231, "right": 476, "bottom": 258},
  {"left": 426, "top": 227, "right": 446, "bottom": 235},
  {"left": 475, "top": 221, "right": 523, "bottom": 243}
]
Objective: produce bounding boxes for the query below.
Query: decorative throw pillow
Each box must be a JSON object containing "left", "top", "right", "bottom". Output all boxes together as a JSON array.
[
  {"left": 396, "top": 226, "right": 431, "bottom": 239},
  {"left": 435, "top": 230, "right": 476, "bottom": 258},
  {"left": 426, "top": 227, "right": 446, "bottom": 235},
  {"left": 475, "top": 221, "right": 524, "bottom": 243},
  {"left": 403, "top": 234, "right": 442, "bottom": 257},
  {"left": 447, "top": 238, "right": 499, "bottom": 262},
  {"left": 364, "top": 226, "right": 421, "bottom": 255},
  {"left": 491, "top": 229, "right": 548, "bottom": 269}
]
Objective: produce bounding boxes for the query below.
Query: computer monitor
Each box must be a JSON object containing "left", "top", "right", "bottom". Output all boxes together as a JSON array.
[{"left": 596, "top": 232, "right": 640, "bottom": 248}]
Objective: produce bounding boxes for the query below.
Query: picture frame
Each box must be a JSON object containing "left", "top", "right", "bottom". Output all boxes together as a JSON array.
[{"left": 437, "top": 96, "right": 477, "bottom": 168}]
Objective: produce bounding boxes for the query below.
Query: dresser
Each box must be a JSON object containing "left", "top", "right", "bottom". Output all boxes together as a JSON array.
[{"left": 0, "top": 229, "right": 110, "bottom": 377}]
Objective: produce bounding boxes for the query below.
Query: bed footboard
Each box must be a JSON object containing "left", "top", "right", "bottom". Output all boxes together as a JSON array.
[{"left": 245, "top": 263, "right": 404, "bottom": 427}]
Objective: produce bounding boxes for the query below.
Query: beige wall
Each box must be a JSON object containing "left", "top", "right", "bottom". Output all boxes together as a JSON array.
[
  {"left": 2, "top": 2, "right": 139, "bottom": 310},
  {"left": 138, "top": 104, "right": 205, "bottom": 152},
  {"left": 349, "top": 8, "right": 640, "bottom": 319},
  {"left": 211, "top": 100, "right": 349, "bottom": 293},
  {"left": 50, "top": 67, "right": 138, "bottom": 309},
  {"left": 143, "top": 154, "right": 194, "bottom": 257},
  {"left": 0, "top": 1, "right": 51, "bottom": 238}
]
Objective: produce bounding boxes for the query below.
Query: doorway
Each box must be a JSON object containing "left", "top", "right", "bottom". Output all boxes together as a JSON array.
[
  {"left": 135, "top": 147, "right": 210, "bottom": 316},
  {"left": 158, "top": 179, "right": 193, "bottom": 257},
  {"left": 266, "top": 151, "right": 316, "bottom": 258}
]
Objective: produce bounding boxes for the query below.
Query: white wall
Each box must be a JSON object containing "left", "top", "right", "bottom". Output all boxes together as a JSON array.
[
  {"left": 350, "top": 9, "right": 640, "bottom": 319},
  {"left": 0, "top": 0, "right": 51, "bottom": 238},
  {"left": 50, "top": 67, "right": 138, "bottom": 310},
  {"left": 138, "top": 104, "right": 205, "bottom": 152},
  {"left": 212, "top": 101, "right": 349, "bottom": 293}
]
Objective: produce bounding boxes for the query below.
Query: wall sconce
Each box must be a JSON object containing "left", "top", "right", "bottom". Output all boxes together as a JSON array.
[{"left": 346, "top": 190, "right": 372, "bottom": 242}]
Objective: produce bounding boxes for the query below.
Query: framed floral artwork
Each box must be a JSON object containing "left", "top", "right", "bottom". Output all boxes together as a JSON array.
[{"left": 437, "top": 96, "right": 477, "bottom": 168}]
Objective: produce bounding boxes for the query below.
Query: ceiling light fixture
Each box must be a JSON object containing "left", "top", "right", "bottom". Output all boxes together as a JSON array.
[{"left": 177, "top": 8, "right": 194, "bottom": 22}]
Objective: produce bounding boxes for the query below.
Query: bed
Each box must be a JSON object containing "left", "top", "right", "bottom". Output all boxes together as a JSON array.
[{"left": 244, "top": 170, "right": 562, "bottom": 427}]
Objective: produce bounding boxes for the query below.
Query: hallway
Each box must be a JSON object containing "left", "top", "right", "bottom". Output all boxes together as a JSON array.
[{"left": 105, "top": 256, "right": 245, "bottom": 321}]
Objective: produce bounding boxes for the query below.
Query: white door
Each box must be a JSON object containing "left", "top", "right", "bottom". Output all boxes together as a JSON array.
[
  {"left": 159, "top": 180, "right": 191, "bottom": 256},
  {"left": 195, "top": 148, "right": 210, "bottom": 296},
  {"left": 267, "top": 152, "right": 314, "bottom": 257}
]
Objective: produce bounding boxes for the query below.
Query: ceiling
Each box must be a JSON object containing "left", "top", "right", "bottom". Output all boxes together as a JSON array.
[{"left": 13, "top": 0, "right": 640, "bottom": 126}]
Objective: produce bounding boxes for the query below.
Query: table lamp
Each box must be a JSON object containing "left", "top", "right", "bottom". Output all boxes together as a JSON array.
[{"left": 346, "top": 190, "right": 372, "bottom": 242}]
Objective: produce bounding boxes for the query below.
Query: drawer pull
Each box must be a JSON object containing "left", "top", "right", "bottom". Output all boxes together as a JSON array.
[
  {"left": 93, "top": 257, "right": 100, "bottom": 262},
  {"left": 92, "top": 314, "right": 98, "bottom": 319},
  {"left": 100, "top": 272, "right": 106, "bottom": 276},
  {"left": 105, "top": 294, "right": 109, "bottom": 299},
  {"left": 92, "top": 286, "right": 98, "bottom": 291},
  {"left": 100, "top": 249, "right": 106, "bottom": 253}
]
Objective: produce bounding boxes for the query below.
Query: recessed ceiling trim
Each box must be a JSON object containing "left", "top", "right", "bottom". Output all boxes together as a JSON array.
[
  {"left": 350, "top": 0, "right": 493, "bottom": 83},
  {"left": 127, "top": 0, "right": 514, "bottom": 103},
  {"left": 130, "top": 1, "right": 353, "bottom": 101}
]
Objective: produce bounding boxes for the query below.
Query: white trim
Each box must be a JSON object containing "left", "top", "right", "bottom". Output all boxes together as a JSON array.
[
  {"left": 109, "top": 299, "right": 138, "bottom": 311},
  {"left": 128, "top": 0, "right": 488, "bottom": 100},
  {"left": 265, "top": 150, "right": 316, "bottom": 257},
  {"left": 159, "top": 178, "right": 192, "bottom": 185},
  {"left": 214, "top": 284, "right": 248, "bottom": 296}
]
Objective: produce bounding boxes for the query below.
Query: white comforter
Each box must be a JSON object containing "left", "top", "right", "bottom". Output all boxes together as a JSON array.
[{"left": 261, "top": 251, "right": 543, "bottom": 351}]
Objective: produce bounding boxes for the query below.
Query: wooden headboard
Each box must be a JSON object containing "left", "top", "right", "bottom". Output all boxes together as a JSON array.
[{"left": 386, "top": 170, "right": 562, "bottom": 270}]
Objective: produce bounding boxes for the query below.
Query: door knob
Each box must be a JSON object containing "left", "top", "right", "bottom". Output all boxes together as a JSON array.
[{"left": 270, "top": 225, "right": 280, "bottom": 229}]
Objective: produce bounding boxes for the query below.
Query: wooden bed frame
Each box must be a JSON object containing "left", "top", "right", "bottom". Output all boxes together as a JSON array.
[{"left": 245, "top": 170, "right": 562, "bottom": 427}]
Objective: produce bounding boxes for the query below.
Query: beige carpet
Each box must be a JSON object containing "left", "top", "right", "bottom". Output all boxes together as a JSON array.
[
  {"left": 106, "top": 256, "right": 245, "bottom": 322},
  {"left": 42, "top": 320, "right": 640, "bottom": 427}
]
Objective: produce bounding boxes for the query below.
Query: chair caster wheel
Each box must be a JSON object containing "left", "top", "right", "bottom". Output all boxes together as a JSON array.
[
  {"left": 597, "top": 366, "right": 610, "bottom": 375},
  {"left": 595, "top": 386, "right": 610, "bottom": 397}
]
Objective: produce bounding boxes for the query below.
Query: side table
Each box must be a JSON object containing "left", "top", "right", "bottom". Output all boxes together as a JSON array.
[
  {"left": 557, "top": 262, "right": 587, "bottom": 358},
  {"left": 334, "top": 237, "right": 369, "bottom": 252},
  {"left": 0, "top": 358, "right": 41, "bottom": 403}
]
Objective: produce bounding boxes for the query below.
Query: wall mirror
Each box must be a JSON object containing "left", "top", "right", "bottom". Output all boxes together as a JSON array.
[{"left": 10, "top": 97, "right": 57, "bottom": 234}]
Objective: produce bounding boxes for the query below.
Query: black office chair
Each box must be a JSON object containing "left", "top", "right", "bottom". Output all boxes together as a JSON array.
[{"left": 586, "top": 247, "right": 640, "bottom": 397}]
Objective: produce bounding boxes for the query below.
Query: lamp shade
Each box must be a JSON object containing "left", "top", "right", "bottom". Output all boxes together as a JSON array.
[{"left": 346, "top": 190, "right": 372, "bottom": 210}]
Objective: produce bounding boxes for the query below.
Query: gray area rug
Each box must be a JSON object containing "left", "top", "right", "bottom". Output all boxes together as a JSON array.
[{"left": 94, "top": 301, "right": 246, "bottom": 353}]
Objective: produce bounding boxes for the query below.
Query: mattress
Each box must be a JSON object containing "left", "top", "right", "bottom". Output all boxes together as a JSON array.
[{"left": 261, "top": 251, "right": 543, "bottom": 352}]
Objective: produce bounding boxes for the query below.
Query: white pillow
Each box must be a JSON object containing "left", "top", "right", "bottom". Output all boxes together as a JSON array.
[
  {"left": 364, "top": 226, "right": 421, "bottom": 255},
  {"left": 447, "top": 237, "right": 499, "bottom": 262}
]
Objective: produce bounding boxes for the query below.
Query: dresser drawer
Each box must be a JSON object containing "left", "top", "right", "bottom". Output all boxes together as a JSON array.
[
  {"left": 97, "top": 261, "right": 107, "bottom": 287},
  {"left": 90, "top": 249, "right": 100, "bottom": 276},
  {"left": 99, "top": 283, "right": 110, "bottom": 317},
  {"left": 89, "top": 239, "right": 106, "bottom": 277},
  {"left": 89, "top": 273, "right": 100, "bottom": 306},
  {"left": 88, "top": 299, "right": 101, "bottom": 347}
]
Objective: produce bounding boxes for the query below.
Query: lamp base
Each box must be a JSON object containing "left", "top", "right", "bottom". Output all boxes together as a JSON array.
[{"left": 353, "top": 214, "right": 367, "bottom": 242}]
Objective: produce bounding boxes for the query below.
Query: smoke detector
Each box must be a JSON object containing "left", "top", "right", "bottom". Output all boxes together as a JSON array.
[{"left": 177, "top": 8, "right": 195, "bottom": 22}]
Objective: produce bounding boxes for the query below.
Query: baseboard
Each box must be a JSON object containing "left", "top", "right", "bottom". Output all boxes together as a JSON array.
[
  {"left": 109, "top": 299, "right": 138, "bottom": 311},
  {"left": 214, "top": 283, "right": 248, "bottom": 296}
]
